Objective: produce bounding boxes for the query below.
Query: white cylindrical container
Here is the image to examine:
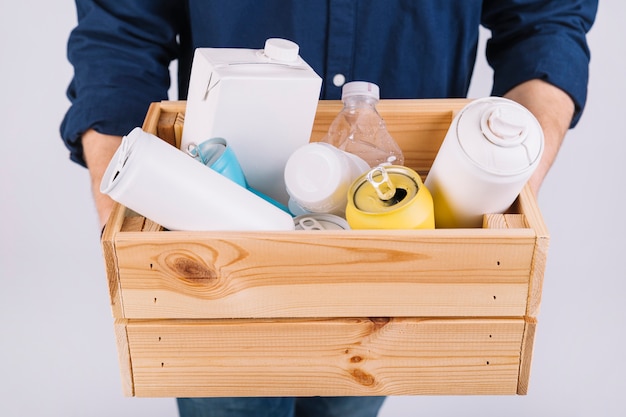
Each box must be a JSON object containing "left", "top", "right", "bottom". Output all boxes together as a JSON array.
[
  {"left": 100, "top": 128, "right": 295, "bottom": 231},
  {"left": 284, "top": 142, "right": 370, "bottom": 216},
  {"left": 424, "top": 97, "right": 544, "bottom": 228}
]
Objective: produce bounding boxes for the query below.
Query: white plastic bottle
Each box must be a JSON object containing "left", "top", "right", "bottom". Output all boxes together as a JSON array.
[
  {"left": 321, "top": 81, "right": 404, "bottom": 167},
  {"left": 424, "top": 97, "right": 544, "bottom": 228},
  {"left": 283, "top": 142, "right": 369, "bottom": 216}
]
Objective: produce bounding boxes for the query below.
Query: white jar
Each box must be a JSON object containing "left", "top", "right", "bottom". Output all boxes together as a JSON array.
[
  {"left": 424, "top": 97, "right": 544, "bottom": 228},
  {"left": 284, "top": 142, "right": 369, "bottom": 216}
]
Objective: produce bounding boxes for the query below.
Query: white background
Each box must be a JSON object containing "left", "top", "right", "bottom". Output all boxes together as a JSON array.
[{"left": 1, "top": 2, "right": 624, "bottom": 416}]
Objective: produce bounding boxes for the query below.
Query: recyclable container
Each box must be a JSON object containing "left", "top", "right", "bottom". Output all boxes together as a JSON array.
[{"left": 101, "top": 99, "right": 549, "bottom": 397}]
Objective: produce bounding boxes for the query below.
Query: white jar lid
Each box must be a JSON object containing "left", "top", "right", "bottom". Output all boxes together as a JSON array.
[
  {"left": 284, "top": 143, "right": 351, "bottom": 212},
  {"left": 457, "top": 97, "right": 544, "bottom": 176}
]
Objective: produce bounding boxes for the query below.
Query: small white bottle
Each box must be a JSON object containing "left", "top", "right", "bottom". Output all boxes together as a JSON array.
[
  {"left": 284, "top": 142, "right": 369, "bottom": 216},
  {"left": 321, "top": 81, "right": 404, "bottom": 167}
]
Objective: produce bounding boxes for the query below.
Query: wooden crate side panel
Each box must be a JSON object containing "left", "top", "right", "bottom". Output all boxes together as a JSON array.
[
  {"left": 101, "top": 203, "right": 131, "bottom": 318},
  {"left": 114, "top": 319, "right": 134, "bottom": 396},
  {"left": 112, "top": 230, "right": 536, "bottom": 319},
  {"left": 158, "top": 100, "right": 187, "bottom": 113},
  {"left": 483, "top": 211, "right": 541, "bottom": 394},
  {"left": 517, "top": 317, "right": 537, "bottom": 395},
  {"left": 483, "top": 214, "right": 528, "bottom": 229},
  {"left": 310, "top": 100, "right": 469, "bottom": 177},
  {"left": 142, "top": 101, "right": 165, "bottom": 133},
  {"left": 125, "top": 317, "right": 525, "bottom": 397},
  {"left": 156, "top": 110, "right": 178, "bottom": 147},
  {"left": 149, "top": 100, "right": 467, "bottom": 177},
  {"left": 517, "top": 186, "right": 550, "bottom": 318}
]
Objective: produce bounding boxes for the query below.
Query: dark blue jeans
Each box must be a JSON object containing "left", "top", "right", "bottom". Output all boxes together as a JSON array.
[{"left": 177, "top": 396, "right": 386, "bottom": 417}]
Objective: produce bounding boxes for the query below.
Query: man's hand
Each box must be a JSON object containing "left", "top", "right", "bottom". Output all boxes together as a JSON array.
[
  {"left": 503, "top": 79, "right": 575, "bottom": 196},
  {"left": 82, "top": 129, "right": 122, "bottom": 229}
]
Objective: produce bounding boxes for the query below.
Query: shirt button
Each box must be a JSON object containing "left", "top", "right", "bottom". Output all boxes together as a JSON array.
[{"left": 332, "top": 73, "right": 346, "bottom": 87}]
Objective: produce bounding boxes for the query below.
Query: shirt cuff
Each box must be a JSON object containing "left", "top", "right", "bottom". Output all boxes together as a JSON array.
[
  {"left": 60, "top": 87, "right": 161, "bottom": 167},
  {"left": 488, "top": 34, "right": 590, "bottom": 128}
]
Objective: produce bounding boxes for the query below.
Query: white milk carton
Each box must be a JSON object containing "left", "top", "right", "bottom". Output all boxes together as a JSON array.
[{"left": 182, "top": 38, "right": 322, "bottom": 205}]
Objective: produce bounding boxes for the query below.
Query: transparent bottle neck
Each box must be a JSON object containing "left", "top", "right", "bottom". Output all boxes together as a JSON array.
[{"left": 342, "top": 95, "right": 379, "bottom": 109}]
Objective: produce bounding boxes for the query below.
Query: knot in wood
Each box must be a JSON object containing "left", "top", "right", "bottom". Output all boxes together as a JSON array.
[
  {"left": 166, "top": 254, "right": 217, "bottom": 282},
  {"left": 350, "top": 369, "right": 376, "bottom": 387},
  {"left": 369, "top": 317, "right": 391, "bottom": 330}
]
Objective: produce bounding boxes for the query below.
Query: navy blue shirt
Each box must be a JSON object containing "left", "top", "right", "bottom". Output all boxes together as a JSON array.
[{"left": 61, "top": 0, "right": 597, "bottom": 167}]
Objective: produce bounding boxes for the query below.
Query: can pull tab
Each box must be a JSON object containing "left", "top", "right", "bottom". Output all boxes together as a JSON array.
[
  {"left": 367, "top": 166, "right": 396, "bottom": 200},
  {"left": 297, "top": 216, "right": 325, "bottom": 230},
  {"left": 186, "top": 143, "right": 202, "bottom": 161},
  {"left": 366, "top": 166, "right": 409, "bottom": 206}
]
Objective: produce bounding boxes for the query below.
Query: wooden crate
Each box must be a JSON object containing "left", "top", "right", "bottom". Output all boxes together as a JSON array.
[{"left": 101, "top": 99, "right": 549, "bottom": 397}]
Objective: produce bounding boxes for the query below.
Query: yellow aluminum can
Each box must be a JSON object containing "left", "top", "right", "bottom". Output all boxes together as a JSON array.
[{"left": 346, "top": 165, "right": 435, "bottom": 230}]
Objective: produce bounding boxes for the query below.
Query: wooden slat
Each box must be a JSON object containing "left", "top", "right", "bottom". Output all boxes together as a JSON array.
[
  {"left": 156, "top": 111, "right": 177, "bottom": 147},
  {"left": 310, "top": 100, "right": 468, "bottom": 177},
  {"left": 158, "top": 100, "right": 187, "bottom": 113},
  {"left": 482, "top": 209, "right": 542, "bottom": 395},
  {"left": 113, "top": 229, "right": 535, "bottom": 319},
  {"left": 124, "top": 317, "right": 525, "bottom": 397},
  {"left": 517, "top": 186, "right": 550, "bottom": 318},
  {"left": 114, "top": 320, "right": 134, "bottom": 397},
  {"left": 120, "top": 215, "right": 146, "bottom": 232},
  {"left": 101, "top": 203, "right": 131, "bottom": 318},
  {"left": 517, "top": 317, "right": 537, "bottom": 394},
  {"left": 174, "top": 113, "right": 185, "bottom": 149},
  {"left": 483, "top": 214, "right": 528, "bottom": 229},
  {"left": 142, "top": 218, "right": 164, "bottom": 232},
  {"left": 141, "top": 102, "right": 163, "bottom": 134}
]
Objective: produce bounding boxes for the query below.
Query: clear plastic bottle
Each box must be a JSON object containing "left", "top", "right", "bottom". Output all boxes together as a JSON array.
[{"left": 321, "top": 81, "right": 404, "bottom": 167}]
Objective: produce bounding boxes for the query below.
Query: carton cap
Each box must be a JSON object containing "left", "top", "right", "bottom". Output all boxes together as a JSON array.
[{"left": 263, "top": 38, "right": 300, "bottom": 63}]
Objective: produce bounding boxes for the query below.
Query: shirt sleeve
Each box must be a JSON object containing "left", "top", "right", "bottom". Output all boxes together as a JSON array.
[
  {"left": 481, "top": 0, "right": 598, "bottom": 127},
  {"left": 60, "top": 0, "right": 185, "bottom": 167}
]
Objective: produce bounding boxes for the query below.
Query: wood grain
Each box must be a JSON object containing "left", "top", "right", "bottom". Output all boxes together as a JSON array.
[
  {"left": 113, "top": 229, "right": 535, "bottom": 319},
  {"left": 124, "top": 317, "right": 525, "bottom": 397}
]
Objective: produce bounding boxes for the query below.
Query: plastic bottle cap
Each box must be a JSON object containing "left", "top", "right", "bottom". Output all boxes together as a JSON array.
[
  {"left": 457, "top": 98, "right": 544, "bottom": 175},
  {"left": 284, "top": 143, "right": 350, "bottom": 212},
  {"left": 341, "top": 81, "right": 380, "bottom": 101},
  {"left": 263, "top": 38, "right": 300, "bottom": 63},
  {"left": 481, "top": 105, "right": 528, "bottom": 146}
]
